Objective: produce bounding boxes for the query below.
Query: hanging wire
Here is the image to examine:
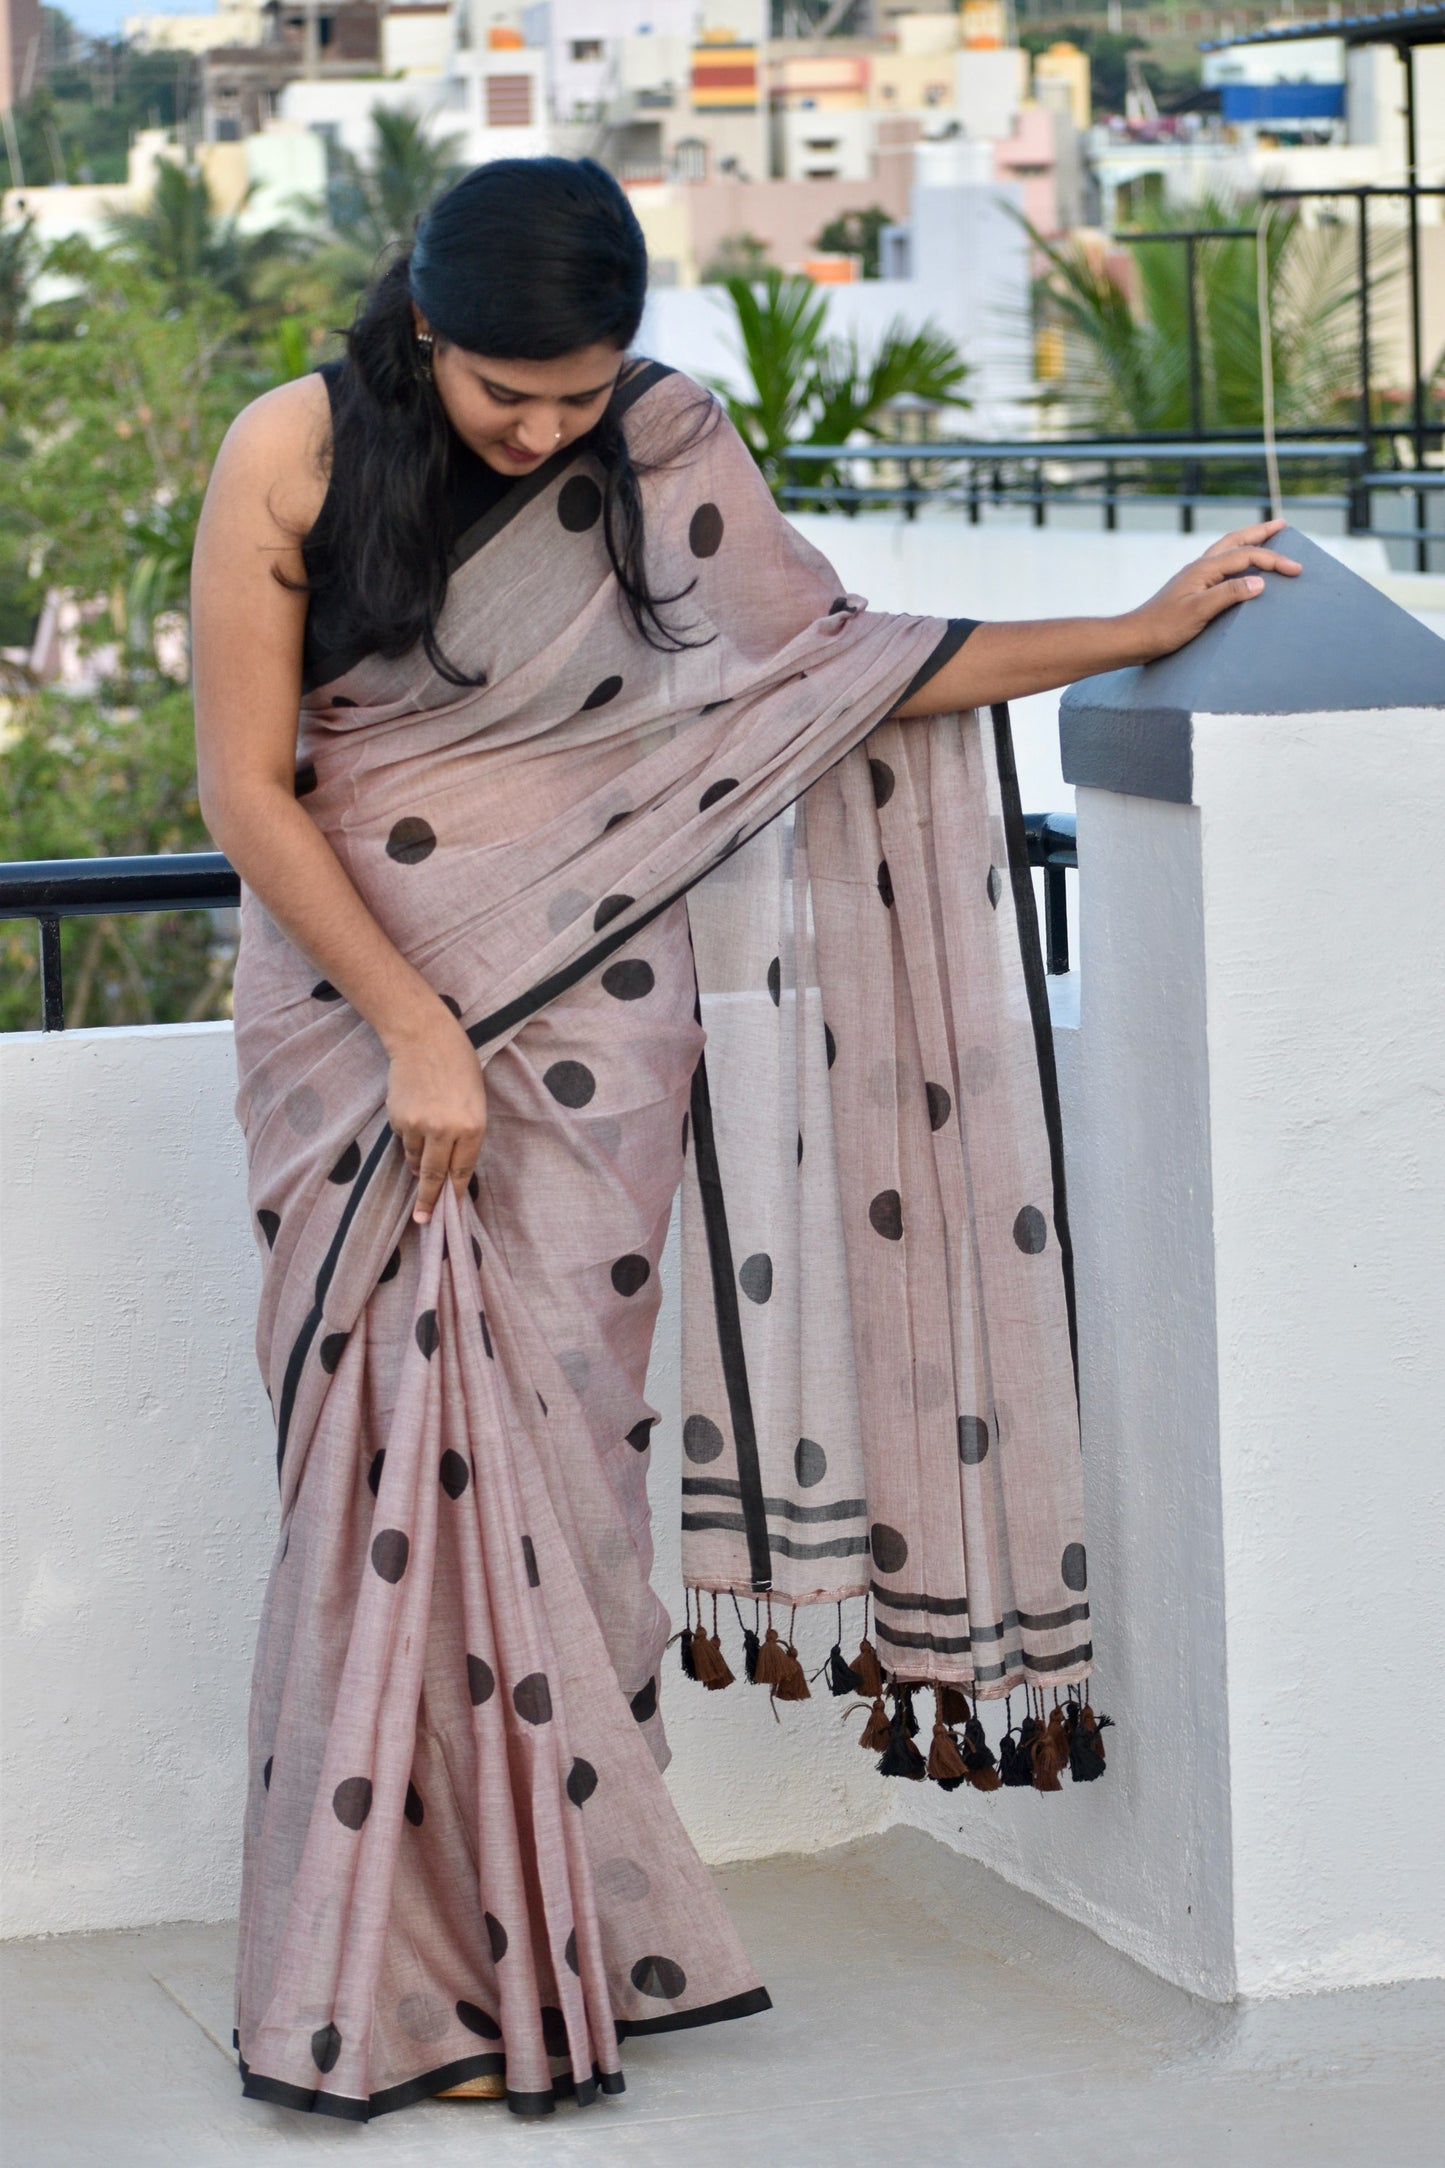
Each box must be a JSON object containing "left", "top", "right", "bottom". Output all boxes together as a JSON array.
[{"left": 1256, "top": 203, "right": 1283, "bottom": 521}]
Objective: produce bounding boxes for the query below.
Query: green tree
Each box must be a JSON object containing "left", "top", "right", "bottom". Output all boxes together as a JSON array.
[
  {"left": 709, "top": 269, "right": 971, "bottom": 500},
  {"left": 107, "top": 159, "right": 294, "bottom": 315},
  {"left": 0, "top": 212, "right": 34, "bottom": 344},
  {"left": 813, "top": 205, "right": 893, "bottom": 280},
  {"left": 699, "top": 232, "right": 773, "bottom": 284},
  {"left": 1030, "top": 193, "right": 1373, "bottom": 436},
  {"left": 0, "top": 683, "right": 232, "bottom": 1032},
  {"left": 315, "top": 105, "right": 466, "bottom": 288}
]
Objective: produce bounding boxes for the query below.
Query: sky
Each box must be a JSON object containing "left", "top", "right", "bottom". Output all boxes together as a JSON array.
[{"left": 64, "top": 1, "right": 194, "bottom": 42}]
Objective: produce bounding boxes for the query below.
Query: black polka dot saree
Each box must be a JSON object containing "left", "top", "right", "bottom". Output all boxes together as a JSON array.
[{"left": 229, "top": 364, "right": 1091, "bottom": 2122}]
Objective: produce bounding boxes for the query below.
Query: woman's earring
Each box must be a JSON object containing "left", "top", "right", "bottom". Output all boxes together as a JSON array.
[{"left": 415, "top": 330, "right": 434, "bottom": 378}]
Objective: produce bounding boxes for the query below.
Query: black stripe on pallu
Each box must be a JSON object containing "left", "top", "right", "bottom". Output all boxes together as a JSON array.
[
  {"left": 236, "top": 1985, "right": 768, "bottom": 2123},
  {"left": 681, "top": 1512, "right": 869, "bottom": 1562},
  {"left": 875, "top": 1617, "right": 1094, "bottom": 1670},
  {"left": 687, "top": 1039, "right": 773, "bottom": 1593},
  {"left": 991, "top": 701, "right": 1078, "bottom": 1391},
  {"left": 869, "top": 1582, "right": 1092, "bottom": 1636},
  {"left": 683, "top": 1476, "right": 866, "bottom": 1524},
  {"left": 274, "top": 1122, "right": 394, "bottom": 1478}
]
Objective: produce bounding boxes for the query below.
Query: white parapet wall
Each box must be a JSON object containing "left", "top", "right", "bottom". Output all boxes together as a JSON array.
[{"left": 0, "top": 1023, "right": 895, "bottom": 1941}]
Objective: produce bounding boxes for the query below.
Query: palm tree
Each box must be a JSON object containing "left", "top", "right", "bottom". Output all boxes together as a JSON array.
[
  {"left": 108, "top": 160, "right": 291, "bottom": 313},
  {"left": 1030, "top": 191, "right": 1383, "bottom": 437},
  {"left": 709, "top": 269, "right": 971, "bottom": 503},
  {"left": 322, "top": 105, "right": 466, "bottom": 276}
]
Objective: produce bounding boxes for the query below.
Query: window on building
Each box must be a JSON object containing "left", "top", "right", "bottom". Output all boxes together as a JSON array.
[
  {"left": 673, "top": 136, "right": 707, "bottom": 181},
  {"left": 485, "top": 74, "right": 534, "bottom": 126},
  {"left": 569, "top": 38, "right": 603, "bottom": 60}
]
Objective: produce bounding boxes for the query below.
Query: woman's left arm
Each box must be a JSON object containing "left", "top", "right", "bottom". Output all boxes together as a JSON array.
[{"left": 893, "top": 521, "right": 1301, "bottom": 719}]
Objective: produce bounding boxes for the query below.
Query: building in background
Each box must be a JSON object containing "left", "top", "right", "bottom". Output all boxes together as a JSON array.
[{"left": 2, "top": 0, "right": 43, "bottom": 111}]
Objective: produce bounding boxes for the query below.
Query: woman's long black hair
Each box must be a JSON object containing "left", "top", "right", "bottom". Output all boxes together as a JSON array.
[{"left": 300, "top": 156, "right": 712, "bottom": 682}]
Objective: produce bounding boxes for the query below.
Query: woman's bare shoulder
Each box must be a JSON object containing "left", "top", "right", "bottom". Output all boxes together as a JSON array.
[{"left": 207, "top": 371, "right": 334, "bottom": 539}]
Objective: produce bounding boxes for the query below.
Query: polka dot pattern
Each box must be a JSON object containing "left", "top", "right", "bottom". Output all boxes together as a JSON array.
[
  {"left": 987, "top": 864, "right": 1002, "bottom": 908},
  {"left": 512, "top": 1673, "right": 553, "bottom": 1725},
  {"left": 522, "top": 1534, "right": 540, "bottom": 1587},
  {"left": 311, "top": 2022, "right": 341, "bottom": 2073},
  {"left": 631, "top": 1954, "right": 687, "bottom": 1999},
  {"left": 404, "top": 1779, "right": 425, "bottom": 1826},
  {"left": 486, "top": 1913, "right": 509, "bottom": 1963},
  {"left": 371, "top": 1529, "right": 409, "bottom": 1583},
  {"left": 439, "top": 1449, "right": 470, "bottom": 1498},
  {"left": 557, "top": 474, "right": 602, "bottom": 531},
  {"left": 1013, "top": 1205, "right": 1047, "bottom": 1254},
  {"left": 544, "top": 1060, "right": 596, "bottom": 1108},
  {"left": 366, "top": 1450, "right": 385, "bottom": 1496},
  {"left": 256, "top": 1208, "right": 280, "bottom": 1248},
  {"left": 415, "top": 1310, "right": 439, "bottom": 1357},
  {"left": 566, "top": 1757, "right": 598, "bottom": 1806},
  {"left": 564, "top": 1928, "right": 579, "bottom": 1976},
  {"left": 311, "top": 980, "right": 341, "bottom": 1003},
  {"left": 581, "top": 676, "right": 623, "bottom": 712},
  {"left": 601, "top": 959, "right": 654, "bottom": 1000},
  {"left": 869, "top": 1189, "right": 903, "bottom": 1241},
  {"left": 958, "top": 1416, "right": 990, "bottom": 1465},
  {"left": 597, "top": 1856, "right": 649, "bottom": 1902},
  {"left": 795, "top": 1435, "right": 827, "bottom": 1487},
  {"left": 457, "top": 2001, "right": 501, "bottom": 2039},
  {"left": 293, "top": 763, "right": 318, "bottom": 798},
  {"left": 610, "top": 1254, "right": 651, "bottom": 1297},
  {"left": 683, "top": 1414, "right": 724, "bottom": 1463},
  {"left": 926, "top": 1082, "right": 953, "bottom": 1131},
  {"left": 593, "top": 893, "right": 633, "bottom": 932},
  {"left": 333, "top": 1776, "right": 372, "bottom": 1828},
  {"left": 869, "top": 757, "right": 895, "bottom": 807},
  {"left": 767, "top": 956, "right": 781, "bottom": 1006},
  {"left": 689, "top": 502, "right": 724, "bottom": 557},
  {"left": 877, "top": 860, "right": 895, "bottom": 909},
  {"left": 739, "top": 1252, "right": 773, "bottom": 1304},
  {"left": 319, "top": 1332, "right": 349, "bottom": 1374},
  {"left": 262, "top": 1755, "right": 273, "bottom": 1790},
  {"left": 378, "top": 1247, "right": 401, "bottom": 1284},
  {"left": 870, "top": 1522, "right": 909, "bottom": 1573},
  {"left": 627, "top": 1418, "right": 656, "bottom": 1453},
  {"left": 329, "top": 1140, "right": 361, "bottom": 1184},
  {"left": 467, "top": 1654, "right": 494, "bottom": 1705},
  {"left": 629, "top": 1676, "right": 658, "bottom": 1724},
  {"left": 1061, "top": 1542, "right": 1088, "bottom": 1591},
  {"left": 386, "top": 817, "right": 436, "bottom": 866},
  {"left": 540, "top": 2005, "right": 570, "bottom": 2057},
  {"left": 699, "top": 777, "right": 738, "bottom": 811}
]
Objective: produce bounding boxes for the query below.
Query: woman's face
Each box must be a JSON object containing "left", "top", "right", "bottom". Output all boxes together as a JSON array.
[{"left": 418, "top": 320, "right": 626, "bottom": 475}]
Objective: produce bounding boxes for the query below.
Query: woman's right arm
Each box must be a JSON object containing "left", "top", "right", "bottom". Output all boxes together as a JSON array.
[{"left": 192, "top": 379, "right": 487, "bottom": 1224}]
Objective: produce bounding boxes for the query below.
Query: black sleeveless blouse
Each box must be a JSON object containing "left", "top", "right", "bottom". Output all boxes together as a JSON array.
[{"left": 300, "top": 360, "right": 519, "bottom": 689}]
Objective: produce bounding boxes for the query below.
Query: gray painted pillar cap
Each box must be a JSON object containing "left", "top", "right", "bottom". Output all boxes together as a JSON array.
[{"left": 1059, "top": 525, "right": 1445, "bottom": 805}]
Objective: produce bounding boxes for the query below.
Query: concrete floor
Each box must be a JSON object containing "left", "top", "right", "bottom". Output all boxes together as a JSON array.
[{"left": 3, "top": 1829, "right": 1441, "bottom": 2168}]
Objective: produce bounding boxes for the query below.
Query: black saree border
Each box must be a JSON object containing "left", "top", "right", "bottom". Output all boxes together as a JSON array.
[
  {"left": 236, "top": 1985, "right": 770, "bottom": 2122},
  {"left": 991, "top": 700, "right": 1079, "bottom": 1393}
]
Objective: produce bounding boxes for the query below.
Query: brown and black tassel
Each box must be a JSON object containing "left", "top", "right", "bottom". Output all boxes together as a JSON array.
[
  {"left": 827, "top": 1644, "right": 864, "bottom": 1696},
  {"left": 927, "top": 1719, "right": 968, "bottom": 1786},
  {"left": 999, "top": 1705, "right": 1036, "bottom": 1787},
  {"left": 877, "top": 1688, "right": 927, "bottom": 1779},
  {"left": 679, "top": 1594, "right": 698, "bottom": 1681},
  {"left": 936, "top": 1682, "right": 973, "bottom": 1729},
  {"left": 771, "top": 1637, "right": 811, "bottom": 1701},
  {"left": 1030, "top": 1706, "right": 1070, "bottom": 1791},
  {"left": 850, "top": 1636, "right": 884, "bottom": 1700},
  {"left": 1066, "top": 1699, "right": 1112, "bottom": 1782},
  {"left": 859, "top": 1695, "right": 892, "bottom": 1751},
  {"left": 960, "top": 1716, "right": 1002, "bottom": 1792},
  {"left": 753, "top": 1625, "right": 788, "bottom": 1688}
]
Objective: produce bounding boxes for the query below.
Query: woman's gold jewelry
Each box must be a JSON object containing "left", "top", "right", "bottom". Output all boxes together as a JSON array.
[{"left": 415, "top": 330, "right": 435, "bottom": 379}]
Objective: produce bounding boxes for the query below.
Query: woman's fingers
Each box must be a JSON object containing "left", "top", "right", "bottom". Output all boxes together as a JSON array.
[
  {"left": 1199, "top": 544, "right": 1301, "bottom": 585},
  {"left": 1196, "top": 572, "right": 1269, "bottom": 622},
  {"left": 413, "top": 1133, "right": 454, "bottom": 1225},
  {"left": 448, "top": 1127, "right": 484, "bottom": 1197},
  {"left": 1203, "top": 518, "right": 1289, "bottom": 557}
]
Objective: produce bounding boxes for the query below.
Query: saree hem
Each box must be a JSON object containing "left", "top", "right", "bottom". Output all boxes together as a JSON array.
[{"left": 236, "top": 1984, "right": 771, "bottom": 2121}]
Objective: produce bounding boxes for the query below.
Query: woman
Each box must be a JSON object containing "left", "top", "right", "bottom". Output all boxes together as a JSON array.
[{"left": 192, "top": 156, "right": 1297, "bottom": 2122}]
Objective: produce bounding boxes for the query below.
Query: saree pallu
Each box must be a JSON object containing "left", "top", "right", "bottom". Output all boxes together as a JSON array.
[{"left": 230, "top": 363, "right": 1087, "bottom": 2121}]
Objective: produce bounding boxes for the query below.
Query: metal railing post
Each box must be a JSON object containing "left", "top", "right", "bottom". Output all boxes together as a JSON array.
[{"left": 39, "top": 916, "right": 64, "bottom": 1032}]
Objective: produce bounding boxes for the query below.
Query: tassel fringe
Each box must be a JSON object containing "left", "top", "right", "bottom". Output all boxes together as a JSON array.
[{"left": 679, "top": 1592, "right": 1111, "bottom": 1794}]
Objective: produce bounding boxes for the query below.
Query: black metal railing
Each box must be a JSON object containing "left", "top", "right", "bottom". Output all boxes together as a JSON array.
[
  {"left": 0, "top": 816, "right": 1080, "bottom": 1032},
  {"left": 777, "top": 435, "right": 1443, "bottom": 563}
]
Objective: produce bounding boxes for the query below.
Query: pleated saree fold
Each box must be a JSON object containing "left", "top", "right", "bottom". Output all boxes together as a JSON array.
[{"left": 230, "top": 362, "right": 1090, "bottom": 2120}]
